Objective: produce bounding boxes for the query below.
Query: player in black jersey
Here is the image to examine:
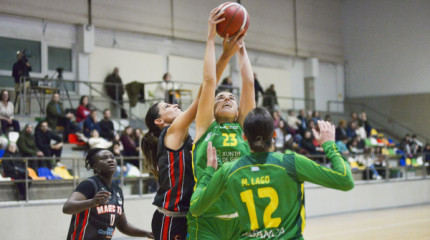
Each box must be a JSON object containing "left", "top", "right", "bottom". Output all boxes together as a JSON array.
[
  {"left": 141, "top": 16, "right": 244, "bottom": 240},
  {"left": 63, "top": 148, "right": 153, "bottom": 240}
]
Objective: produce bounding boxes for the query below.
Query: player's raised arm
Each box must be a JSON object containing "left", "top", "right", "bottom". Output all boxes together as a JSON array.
[
  {"left": 237, "top": 42, "right": 256, "bottom": 126},
  {"left": 189, "top": 142, "right": 229, "bottom": 216},
  {"left": 294, "top": 121, "right": 354, "bottom": 191}
]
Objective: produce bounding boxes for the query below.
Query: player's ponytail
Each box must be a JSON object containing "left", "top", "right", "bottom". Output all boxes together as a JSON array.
[
  {"left": 142, "top": 103, "right": 162, "bottom": 178},
  {"left": 243, "top": 108, "right": 274, "bottom": 152}
]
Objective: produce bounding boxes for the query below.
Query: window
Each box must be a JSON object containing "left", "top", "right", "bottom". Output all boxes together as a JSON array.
[
  {"left": 48, "top": 47, "right": 72, "bottom": 72},
  {"left": 0, "top": 37, "right": 41, "bottom": 72}
]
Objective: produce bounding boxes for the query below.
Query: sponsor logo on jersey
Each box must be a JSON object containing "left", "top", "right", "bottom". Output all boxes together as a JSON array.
[
  {"left": 242, "top": 227, "right": 286, "bottom": 239},
  {"left": 204, "top": 132, "right": 212, "bottom": 142},
  {"left": 98, "top": 227, "right": 115, "bottom": 236}
]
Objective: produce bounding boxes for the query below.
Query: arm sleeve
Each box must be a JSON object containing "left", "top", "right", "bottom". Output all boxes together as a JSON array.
[
  {"left": 51, "top": 131, "right": 63, "bottom": 143},
  {"left": 47, "top": 103, "right": 63, "bottom": 118},
  {"left": 74, "top": 180, "right": 96, "bottom": 199},
  {"left": 189, "top": 166, "right": 228, "bottom": 216},
  {"left": 295, "top": 141, "right": 354, "bottom": 191}
]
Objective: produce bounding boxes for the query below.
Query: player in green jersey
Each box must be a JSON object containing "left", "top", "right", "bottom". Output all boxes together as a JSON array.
[
  {"left": 190, "top": 108, "right": 354, "bottom": 240},
  {"left": 187, "top": 6, "right": 255, "bottom": 240}
]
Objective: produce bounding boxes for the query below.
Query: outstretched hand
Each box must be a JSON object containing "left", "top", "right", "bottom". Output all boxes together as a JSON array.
[
  {"left": 206, "top": 141, "right": 218, "bottom": 170},
  {"left": 222, "top": 29, "right": 245, "bottom": 58},
  {"left": 208, "top": 7, "right": 225, "bottom": 40},
  {"left": 312, "top": 120, "right": 336, "bottom": 145}
]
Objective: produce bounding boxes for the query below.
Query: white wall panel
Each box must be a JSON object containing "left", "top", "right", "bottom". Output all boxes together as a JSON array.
[
  {"left": 343, "top": 0, "right": 430, "bottom": 97},
  {"left": 297, "top": 0, "right": 343, "bottom": 63},
  {"left": 253, "top": 65, "right": 291, "bottom": 109}
]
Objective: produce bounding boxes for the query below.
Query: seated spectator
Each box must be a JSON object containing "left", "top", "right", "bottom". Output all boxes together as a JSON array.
[
  {"left": 75, "top": 96, "right": 90, "bottom": 128},
  {"left": 46, "top": 92, "right": 78, "bottom": 142},
  {"left": 358, "top": 112, "right": 372, "bottom": 137},
  {"left": 311, "top": 110, "right": 321, "bottom": 124},
  {"left": 133, "top": 128, "right": 143, "bottom": 149},
  {"left": 17, "top": 124, "right": 44, "bottom": 170},
  {"left": 217, "top": 77, "right": 233, "bottom": 94},
  {"left": 111, "top": 142, "right": 122, "bottom": 157},
  {"left": 83, "top": 109, "right": 101, "bottom": 138},
  {"left": 0, "top": 90, "right": 20, "bottom": 134},
  {"left": 346, "top": 120, "right": 358, "bottom": 139},
  {"left": 297, "top": 109, "right": 307, "bottom": 135},
  {"left": 335, "top": 119, "right": 348, "bottom": 141},
  {"left": 99, "top": 109, "right": 115, "bottom": 140},
  {"left": 410, "top": 134, "right": 423, "bottom": 155},
  {"left": 348, "top": 136, "right": 364, "bottom": 154},
  {"left": 2, "top": 142, "right": 31, "bottom": 200},
  {"left": 88, "top": 129, "right": 113, "bottom": 149},
  {"left": 272, "top": 110, "right": 287, "bottom": 132},
  {"left": 336, "top": 135, "right": 350, "bottom": 155},
  {"left": 286, "top": 110, "right": 301, "bottom": 135},
  {"left": 424, "top": 143, "right": 430, "bottom": 163},
  {"left": 300, "top": 130, "right": 322, "bottom": 155},
  {"left": 399, "top": 134, "right": 412, "bottom": 156},
  {"left": 35, "top": 121, "right": 63, "bottom": 169},
  {"left": 120, "top": 126, "right": 139, "bottom": 166}
]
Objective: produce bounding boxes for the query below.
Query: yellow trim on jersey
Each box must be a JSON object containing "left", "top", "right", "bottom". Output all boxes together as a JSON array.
[
  {"left": 321, "top": 143, "right": 347, "bottom": 176},
  {"left": 191, "top": 144, "right": 198, "bottom": 190},
  {"left": 228, "top": 164, "right": 285, "bottom": 179},
  {"left": 300, "top": 183, "right": 306, "bottom": 233}
]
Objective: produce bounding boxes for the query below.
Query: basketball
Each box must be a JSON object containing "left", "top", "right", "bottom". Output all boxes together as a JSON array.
[{"left": 216, "top": 2, "right": 250, "bottom": 38}]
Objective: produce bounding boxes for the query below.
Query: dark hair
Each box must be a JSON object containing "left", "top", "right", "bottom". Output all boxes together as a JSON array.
[
  {"left": 85, "top": 148, "right": 106, "bottom": 171},
  {"left": 79, "top": 96, "right": 89, "bottom": 107},
  {"left": 0, "top": 90, "right": 10, "bottom": 102},
  {"left": 141, "top": 103, "right": 162, "bottom": 177},
  {"left": 103, "top": 108, "right": 110, "bottom": 114},
  {"left": 243, "top": 108, "right": 274, "bottom": 152},
  {"left": 162, "top": 72, "right": 170, "bottom": 81}
]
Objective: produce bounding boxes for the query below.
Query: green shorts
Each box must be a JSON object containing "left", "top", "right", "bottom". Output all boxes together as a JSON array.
[{"left": 187, "top": 214, "right": 241, "bottom": 240}]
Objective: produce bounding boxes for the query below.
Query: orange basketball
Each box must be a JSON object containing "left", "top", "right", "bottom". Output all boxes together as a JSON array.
[{"left": 216, "top": 2, "right": 250, "bottom": 38}]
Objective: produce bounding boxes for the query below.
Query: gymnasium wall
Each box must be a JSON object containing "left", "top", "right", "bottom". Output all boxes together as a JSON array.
[
  {"left": 1, "top": 179, "right": 429, "bottom": 240},
  {"left": 342, "top": 0, "right": 430, "bottom": 97},
  {"left": 0, "top": 0, "right": 344, "bottom": 63}
]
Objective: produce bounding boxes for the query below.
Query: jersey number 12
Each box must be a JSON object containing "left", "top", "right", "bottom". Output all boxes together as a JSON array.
[{"left": 240, "top": 187, "right": 281, "bottom": 230}]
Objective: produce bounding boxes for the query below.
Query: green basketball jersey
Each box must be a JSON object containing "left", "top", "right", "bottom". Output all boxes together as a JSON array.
[
  {"left": 192, "top": 121, "right": 250, "bottom": 216},
  {"left": 190, "top": 141, "right": 354, "bottom": 239}
]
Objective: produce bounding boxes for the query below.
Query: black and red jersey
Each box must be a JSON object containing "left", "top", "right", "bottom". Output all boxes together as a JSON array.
[
  {"left": 153, "top": 126, "right": 195, "bottom": 212},
  {"left": 67, "top": 176, "right": 124, "bottom": 240}
]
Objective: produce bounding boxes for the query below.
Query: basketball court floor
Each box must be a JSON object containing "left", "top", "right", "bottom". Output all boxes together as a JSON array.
[{"left": 304, "top": 204, "right": 430, "bottom": 240}]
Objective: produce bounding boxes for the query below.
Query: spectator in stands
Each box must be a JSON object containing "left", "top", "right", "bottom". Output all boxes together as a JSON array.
[
  {"left": 358, "top": 112, "right": 372, "bottom": 137},
  {"left": 133, "top": 128, "right": 143, "bottom": 150},
  {"left": 35, "top": 121, "right": 63, "bottom": 169},
  {"left": 263, "top": 84, "right": 278, "bottom": 112},
  {"left": 297, "top": 109, "right": 307, "bottom": 134},
  {"left": 217, "top": 77, "right": 233, "bottom": 94},
  {"left": 46, "top": 92, "right": 77, "bottom": 142},
  {"left": 348, "top": 136, "right": 364, "bottom": 154},
  {"left": 2, "top": 142, "right": 31, "bottom": 200},
  {"left": 399, "top": 134, "right": 412, "bottom": 156},
  {"left": 88, "top": 129, "right": 113, "bottom": 149},
  {"left": 286, "top": 109, "right": 301, "bottom": 135},
  {"left": 75, "top": 96, "right": 90, "bottom": 128},
  {"left": 301, "top": 130, "right": 321, "bottom": 155},
  {"left": 83, "top": 109, "right": 101, "bottom": 138},
  {"left": 12, "top": 51, "right": 32, "bottom": 114},
  {"left": 120, "top": 126, "right": 139, "bottom": 166},
  {"left": 350, "top": 112, "right": 359, "bottom": 123},
  {"left": 346, "top": 121, "right": 358, "bottom": 139},
  {"left": 17, "top": 124, "right": 44, "bottom": 170},
  {"left": 0, "top": 90, "right": 20, "bottom": 134},
  {"left": 410, "top": 134, "right": 423, "bottom": 155},
  {"left": 423, "top": 144, "right": 430, "bottom": 163},
  {"left": 324, "top": 114, "right": 333, "bottom": 123},
  {"left": 336, "top": 135, "right": 350, "bottom": 155},
  {"left": 111, "top": 142, "right": 122, "bottom": 157},
  {"left": 335, "top": 119, "right": 348, "bottom": 141},
  {"left": 104, "top": 67, "right": 127, "bottom": 118},
  {"left": 311, "top": 110, "right": 321, "bottom": 124},
  {"left": 253, "top": 73, "right": 265, "bottom": 105},
  {"left": 99, "top": 109, "right": 115, "bottom": 140},
  {"left": 153, "top": 72, "right": 181, "bottom": 104}
]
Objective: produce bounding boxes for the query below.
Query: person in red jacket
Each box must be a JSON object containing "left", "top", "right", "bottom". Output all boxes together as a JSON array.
[{"left": 76, "top": 96, "right": 90, "bottom": 128}]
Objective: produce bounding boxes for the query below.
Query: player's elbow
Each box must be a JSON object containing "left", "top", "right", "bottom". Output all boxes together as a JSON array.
[
  {"left": 62, "top": 203, "right": 72, "bottom": 214},
  {"left": 340, "top": 178, "right": 354, "bottom": 191}
]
